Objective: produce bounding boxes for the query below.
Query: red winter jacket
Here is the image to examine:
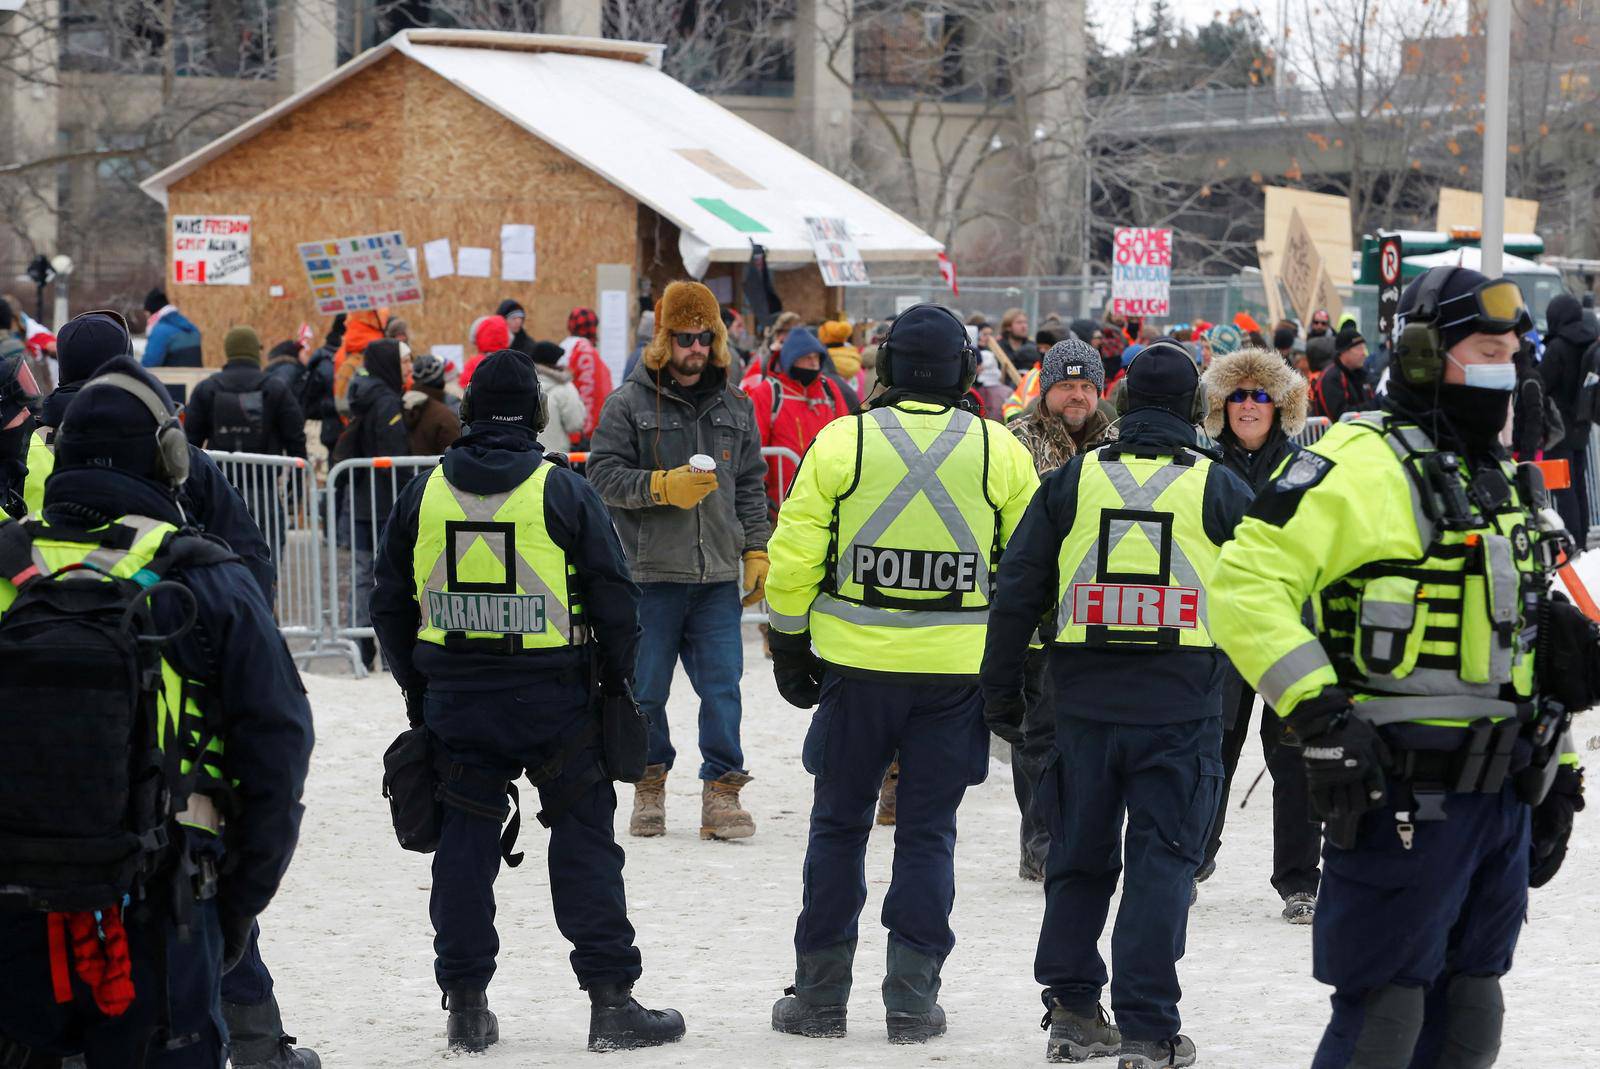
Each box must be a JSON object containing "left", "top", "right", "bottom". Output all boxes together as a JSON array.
[{"left": 744, "top": 370, "right": 850, "bottom": 505}]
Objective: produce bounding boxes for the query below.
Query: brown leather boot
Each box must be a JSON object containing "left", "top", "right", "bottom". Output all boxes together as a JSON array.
[
  {"left": 630, "top": 764, "right": 667, "bottom": 837},
  {"left": 876, "top": 761, "right": 899, "bottom": 826},
  {"left": 700, "top": 771, "right": 755, "bottom": 840}
]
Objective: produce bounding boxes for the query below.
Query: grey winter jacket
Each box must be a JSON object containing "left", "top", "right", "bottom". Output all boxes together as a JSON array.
[{"left": 586, "top": 361, "right": 770, "bottom": 584}]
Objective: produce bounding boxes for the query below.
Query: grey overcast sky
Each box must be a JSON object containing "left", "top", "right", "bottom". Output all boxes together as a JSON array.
[{"left": 1087, "top": 0, "right": 1282, "bottom": 54}]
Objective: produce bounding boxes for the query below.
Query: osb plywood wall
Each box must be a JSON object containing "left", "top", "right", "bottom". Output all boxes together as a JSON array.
[{"left": 166, "top": 52, "right": 637, "bottom": 362}]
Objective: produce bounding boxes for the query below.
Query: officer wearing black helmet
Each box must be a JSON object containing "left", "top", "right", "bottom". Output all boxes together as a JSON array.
[
  {"left": 1212, "top": 266, "right": 1591, "bottom": 1068},
  {"left": 764, "top": 304, "right": 1039, "bottom": 1044},
  {"left": 369, "top": 349, "right": 685, "bottom": 1055},
  {"left": 982, "top": 339, "right": 1253, "bottom": 1068}
]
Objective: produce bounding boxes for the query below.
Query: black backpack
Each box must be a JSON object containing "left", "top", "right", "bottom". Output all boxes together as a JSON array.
[
  {"left": 210, "top": 374, "right": 269, "bottom": 454},
  {"left": 1573, "top": 338, "right": 1600, "bottom": 425},
  {"left": 0, "top": 519, "right": 227, "bottom": 912}
]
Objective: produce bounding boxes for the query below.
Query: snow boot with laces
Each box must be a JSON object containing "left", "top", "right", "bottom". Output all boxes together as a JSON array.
[
  {"left": 772, "top": 942, "right": 854, "bottom": 1039},
  {"left": 1118, "top": 1034, "right": 1197, "bottom": 1068},
  {"left": 700, "top": 770, "right": 755, "bottom": 840},
  {"left": 629, "top": 763, "right": 667, "bottom": 837},
  {"left": 1044, "top": 998, "right": 1120, "bottom": 1061},
  {"left": 875, "top": 761, "right": 899, "bottom": 826},
  {"left": 587, "top": 982, "right": 686, "bottom": 1051},
  {"left": 223, "top": 997, "right": 322, "bottom": 1068},
  {"left": 883, "top": 941, "right": 945, "bottom": 1044},
  {"left": 1281, "top": 891, "right": 1316, "bottom": 924},
  {"left": 443, "top": 988, "right": 498, "bottom": 1053}
]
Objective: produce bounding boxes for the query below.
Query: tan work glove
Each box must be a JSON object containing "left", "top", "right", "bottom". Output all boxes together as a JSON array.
[
  {"left": 741, "top": 550, "right": 770, "bottom": 606},
  {"left": 650, "top": 465, "right": 718, "bottom": 509}
]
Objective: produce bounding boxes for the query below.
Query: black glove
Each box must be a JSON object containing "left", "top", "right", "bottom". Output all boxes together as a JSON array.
[
  {"left": 1285, "top": 689, "right": 1391, "bottom": 822},
  {"left": 769, "top": 629, "right": 825, "bottom": 709},
  {"left": 984, "top": 691, "right": 1026, "bottom": 745},
  {"left": 219, "top": 906, "right": 256, "bottom": 974},
  {"left": 404, "top": 688, "right": 426, "bottom": 729},
  {"left": 1530, "top": 764, "right": 1586, "bottom": 888}
]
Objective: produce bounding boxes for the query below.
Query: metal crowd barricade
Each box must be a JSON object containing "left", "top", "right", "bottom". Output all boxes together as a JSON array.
[
  {"left": 323, "top": 455, "right": 442, "bottom": 676},
  {"left": 1294, "top": 416, "right": 1332, "bottom": 447},
  {"left": 204, "top": 451, "right": 321, "bottom": 641}
]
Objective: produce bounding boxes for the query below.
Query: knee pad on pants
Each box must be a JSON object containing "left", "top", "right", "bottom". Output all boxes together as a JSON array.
[
  {"left": 1350, "top": 983, "right": 1425, "bottom": 1069},
  {"left": 1440, "top": 974, "right": 1503, "bottom": 1069}
]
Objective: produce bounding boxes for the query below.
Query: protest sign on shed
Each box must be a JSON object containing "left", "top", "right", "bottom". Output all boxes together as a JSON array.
[
  {"left": 1111, "top": 227, "right": 1172, "bottom": 318},
  {"left": 140, "top": 29, "right": 941, "bottom": 360}
]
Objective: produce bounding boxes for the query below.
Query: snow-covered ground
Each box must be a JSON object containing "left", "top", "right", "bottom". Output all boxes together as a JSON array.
[{"left": 263, "top": 601, "right": 1600, "bottom": 1066}]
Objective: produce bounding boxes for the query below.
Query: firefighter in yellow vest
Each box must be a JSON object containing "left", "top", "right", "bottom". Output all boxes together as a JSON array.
[
  {"left": 369, "top": 350, "right": 684, "bottom": 1055},
  {"left": 763, "top": 305, "right": 1039, "bottom": 1044},
  {"left": 981, "top": 339, "right": 1254, "bottom": 1068},
  {"left": 1210, "top": 266, "right": 1590, "bottom": 1069}
]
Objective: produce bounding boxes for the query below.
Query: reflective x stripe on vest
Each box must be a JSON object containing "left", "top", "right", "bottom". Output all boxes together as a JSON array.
[
  {"left": 4, "top": 514, "right": 228, "bottom": 823},
  {"left": 813, "top": 406, "right": 998, "bottom": 631},
  {"left": 1317, "top": 417, "right": 1539, "bottom": 728},
  {"left": 1053, "top": 448, "right": 1219, "bottom": 649},
  {"left": 412, "top": 464, "right": 584, "bottom": 650}
]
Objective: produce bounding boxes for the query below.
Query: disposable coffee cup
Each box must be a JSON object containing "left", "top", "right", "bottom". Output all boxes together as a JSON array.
[{"left": 690, "top": 453, "right": 717, "bottom": 474}]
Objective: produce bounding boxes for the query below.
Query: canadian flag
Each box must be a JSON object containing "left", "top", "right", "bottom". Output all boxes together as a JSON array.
[{"left": 937, "top": 252, "right": 959, "bottom": 296}]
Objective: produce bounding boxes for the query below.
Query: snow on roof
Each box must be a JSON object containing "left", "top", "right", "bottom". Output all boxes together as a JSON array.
[
  {"left": 140, "top": 29, "right": 943, "bottom": 273},
  {"left": 1403, "top": 247, "right": 1559, "bottom": 275}
]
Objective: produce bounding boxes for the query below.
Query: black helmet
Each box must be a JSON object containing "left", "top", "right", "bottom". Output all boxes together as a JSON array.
[{"left": 875, "top": 304, "right": 977, "bottom": 399}]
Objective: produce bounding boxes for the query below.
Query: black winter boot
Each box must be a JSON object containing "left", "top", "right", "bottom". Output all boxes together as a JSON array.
[
  {"left": 443, "top": 989, "right": 498, "bottom": 1053},
  {"left": 883, "top": 941, "right": 946, "bottom": 1044},
  {"left": 223, "top": 997, "right": 322, "bottom": 1068},
  {"left": 587, "top": 982, "right": 685, "bottom": 1051},
  {"left": 772, "top": 941, "right": 854, "bottom": 1038}
]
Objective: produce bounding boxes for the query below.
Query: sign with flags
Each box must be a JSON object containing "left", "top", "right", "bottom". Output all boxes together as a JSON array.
[{"left": 297, "top": 230, "right": 423, "bottom": 315}]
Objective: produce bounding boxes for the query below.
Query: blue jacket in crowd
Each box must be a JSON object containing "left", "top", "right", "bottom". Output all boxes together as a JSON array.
[{"left": 142, "top": 309, "right": 204, "bottom": 368}]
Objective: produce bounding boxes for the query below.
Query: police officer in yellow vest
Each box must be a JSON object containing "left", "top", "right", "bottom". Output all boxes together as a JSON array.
[
  {"left": 1210, "top": 266, "right": 1591, "bottom": 1069},
  {"left": 0, "top": 357, "right": 313, "bottom": 1067},
  {"left": 369, "top": 350, "right": 684, "bottom": 1055},
  {"left": 764, "top": 305, "right": 1039, "bottom": 1044},
  {"left": 982, "top": 339, "right": 1253, "bottom": 1068}
]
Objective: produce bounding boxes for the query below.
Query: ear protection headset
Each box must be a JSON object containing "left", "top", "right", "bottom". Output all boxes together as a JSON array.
[
  {"left": 1113, "top": 340, "right": 1207, "bottom": 422},
  {"left": 70, "top": 372, "right": 191, "bottom": 487},
  {"left": 1393, "top": 265, "right": 1457, "bottom": 388},
  {"left": 876, "top": 304, "right": 978, "bottom": 396}
]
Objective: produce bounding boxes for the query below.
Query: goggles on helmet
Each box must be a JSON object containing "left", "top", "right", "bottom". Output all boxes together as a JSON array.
[
  {"left": 1435, "top": 278, "right": 1532, "bottom": 337},
  {"left": 1, "top": 354, "right": 42, "bottom": 430}
]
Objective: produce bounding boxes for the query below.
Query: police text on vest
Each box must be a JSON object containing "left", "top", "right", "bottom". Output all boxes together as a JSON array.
[{"left": 852, "top": 546, "right": 981, "bottom": 593}]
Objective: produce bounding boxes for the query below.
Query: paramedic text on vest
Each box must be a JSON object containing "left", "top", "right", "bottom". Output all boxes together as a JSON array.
[
  {"left": 1210, "top": 265, "right": 1590, "bottom": 1069},
  {"left": 368, "top": 349, "right": 685, "bottom": 1055},
  {"left": 0, "top": 357, "right": 311, "bottom": 1069},
  {"left": 980, "top": 338, "right": 1254, "bottom": 1067},
  {"left": 764, "top": 303, "right": 1040, "bottom": 1044}
]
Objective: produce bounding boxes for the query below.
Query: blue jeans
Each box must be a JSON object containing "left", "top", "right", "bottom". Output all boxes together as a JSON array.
[
  {"left": 634, "top": 581, "right": 746, "bottom": 781},
  {"left": 1035, "top": 716, "right": 1223, "bottom": 1042}
]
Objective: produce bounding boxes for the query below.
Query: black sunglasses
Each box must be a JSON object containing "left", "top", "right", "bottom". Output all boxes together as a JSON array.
[
  {"left": 1226, "top": 388, "right": 1273, "bottom": 404},
  {"left": 673, "top": 330, "right": 715, "bottom": 348}
]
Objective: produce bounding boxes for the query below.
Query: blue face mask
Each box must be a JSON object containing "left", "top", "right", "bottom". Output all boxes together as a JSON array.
[{"left": 1447, "top": 356, "right": 1517, "bottom": 392}]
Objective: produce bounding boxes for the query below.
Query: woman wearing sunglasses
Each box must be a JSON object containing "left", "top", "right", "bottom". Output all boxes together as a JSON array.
[{"left": 1194, "top": 346, "right": 1323, "bottom": 923}]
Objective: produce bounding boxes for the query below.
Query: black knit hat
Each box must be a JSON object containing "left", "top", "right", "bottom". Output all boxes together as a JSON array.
[
  {"left": 530, "top": 340, "right": 564, "bottom": 368},
  {"left": 465, "top": 349, "right": 543, "bottom": 429},
  {"left": 1335, "top": 324, "right": 1366, "bottom": 354},
  {"left": 1272, "top": 323, "right": 1298, "bottom": 352},
  {"left": 57, "top": 313, "right": 133, "bottom": 386},
  {"left": 143, "top": 288, "right": 168, "bottom": 315},
  {"left": 1125, "top": 338, "right": 1200, "bottom": 420},
  {"left": 54, "top": 356, "right": 174, "bottom": 480}
]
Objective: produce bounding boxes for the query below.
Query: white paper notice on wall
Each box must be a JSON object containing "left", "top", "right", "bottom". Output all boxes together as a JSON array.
[
  {"left": 407, "top": 247, "right": 418, "bottom": 275},
  {"left": 458, "top": 247, "right": 492, "bottom": 278},
  {"left": 598, "top": 289, "right": 630, "bottom": 388},
  {"left": 500, "top": 224, "right": 536, "bottom": 281},
  {"left": 433, "top": 344, "right": 465, "bottom": 376},
  {"left": 423, "top": 239, "right": 454, "bottom": 278}
]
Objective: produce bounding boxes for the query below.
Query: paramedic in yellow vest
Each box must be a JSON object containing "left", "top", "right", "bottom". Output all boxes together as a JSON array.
[
  {"left": 763, "top": 304, "right": 1039, "bottom": 1044},
  {"left": 981, "top": 339, "right": 1253, "bottom": 1068},
  {"left": 369, "top": 350, "right": 685, "bottom": 1055},
  {"left": 1210, "top": 266, "right": 1590, "bottom": 1069}
]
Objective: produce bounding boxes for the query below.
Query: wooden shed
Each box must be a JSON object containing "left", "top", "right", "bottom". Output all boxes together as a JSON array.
[{"left": 139, "top": 29, "right": 943, "bottom": 370}]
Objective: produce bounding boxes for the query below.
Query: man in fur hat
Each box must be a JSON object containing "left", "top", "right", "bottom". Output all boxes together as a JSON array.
[{"left": 587, "top": 281, "right": 772, "bottom": 841}]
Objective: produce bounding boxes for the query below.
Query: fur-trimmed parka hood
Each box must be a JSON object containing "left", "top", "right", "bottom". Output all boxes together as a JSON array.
[
  {"left": 641, "top": 280, "right": 732, "bottom": 372},
  {"left": 1200, "top": 346, "right": 1308, "bottom": 439}
]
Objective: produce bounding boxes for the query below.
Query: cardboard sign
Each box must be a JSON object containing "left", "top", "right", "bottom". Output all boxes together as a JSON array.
[
  {"left": 1313, "top": 266, "right": 1344, "bottom": 327},
  {"left": 1377, "top": 233, "right": 1404, "bottom": 344},
  {"left": 1072, "top": 583, "right": 1199, "bottom": 628},
  {"left": 1280, "top": 208, "right": 1322, "bottom": 325},
  {"left": 1111, "top": 228, "right": 1172, "bottom": 318},
  {"left": 172, "top": 215, "right": 251, "bottom": 286},
  {"left": 1436, "top": 186, "right": 1540, "bottom": 235},
  {"left": 1263, "top": 187, "right": 1353, "bottom": 286},
  {"left": 298, "top": 230, "right": 423, "bottom": 316},
  {"left": 804, "top": 217, "right": 870, "bottom": 287}
]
